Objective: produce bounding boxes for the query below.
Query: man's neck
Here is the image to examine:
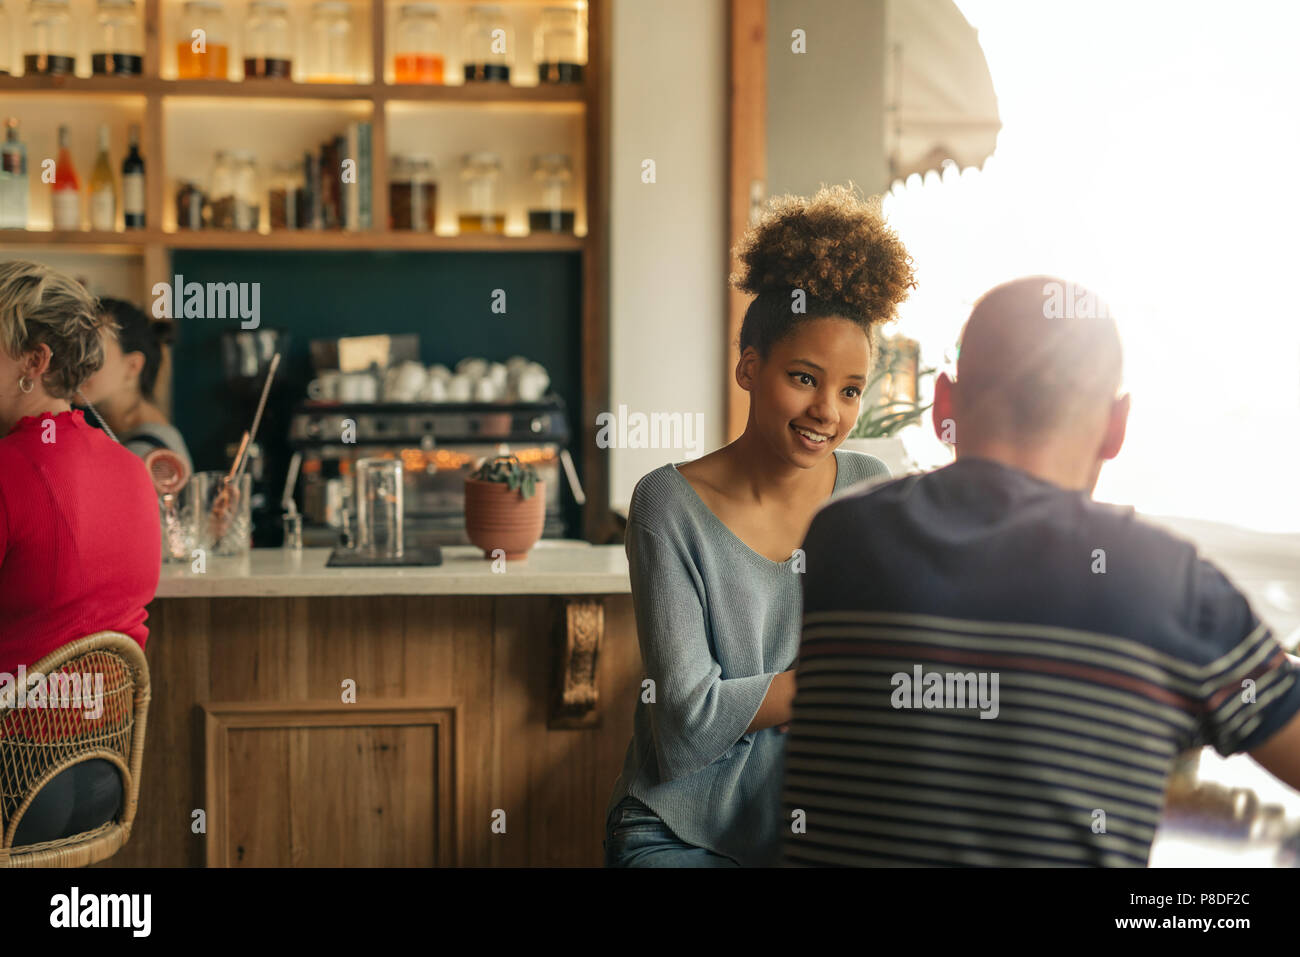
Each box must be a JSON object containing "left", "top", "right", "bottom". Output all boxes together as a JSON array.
[{"left": 955, "top": 440, "right": 1098, "bottom": 494}]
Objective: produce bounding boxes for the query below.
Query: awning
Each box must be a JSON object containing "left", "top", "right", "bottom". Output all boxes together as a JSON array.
[{"left": 884, "top": 0, "right": 1001, "bottom": 184}]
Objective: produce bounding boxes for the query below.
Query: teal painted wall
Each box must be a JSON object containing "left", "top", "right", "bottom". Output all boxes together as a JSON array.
[{"left": 167, "top": 249, "right": 584, "bottom": 536}]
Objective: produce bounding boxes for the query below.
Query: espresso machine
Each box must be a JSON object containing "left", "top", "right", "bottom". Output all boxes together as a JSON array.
[{"left": 288, "top": 396, "right": 577, "bottom": 547}]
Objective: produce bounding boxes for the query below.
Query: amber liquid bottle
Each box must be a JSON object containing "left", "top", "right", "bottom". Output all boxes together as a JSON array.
[
  {"left": 394, "top": 53, "right": 444, "bottom": 84},
  {"left": 176, "top": 40, "right": 229, "bottom": 78}
]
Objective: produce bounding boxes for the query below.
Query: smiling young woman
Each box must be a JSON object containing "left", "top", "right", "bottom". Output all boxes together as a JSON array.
[{"left": 603, "top": 185, "right": 916, "bottom": 867}]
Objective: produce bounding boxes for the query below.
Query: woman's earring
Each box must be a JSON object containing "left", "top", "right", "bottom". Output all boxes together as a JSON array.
[{"left": 18, "top": 375, "right": 33, "bottom": 394}]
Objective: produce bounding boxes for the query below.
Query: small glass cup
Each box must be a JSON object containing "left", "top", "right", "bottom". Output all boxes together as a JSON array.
[
  {"left": 282, "top": 510, "right": 303, "bottom": 551},
  {"left": 194, "top": 470, "right": 252, "bottom": 557},
  {"left": 159, "top": 481, "right": 200, "bottom": 563},
  {"left": 354, "top": 458, "right": 404, "bottom": 558}
]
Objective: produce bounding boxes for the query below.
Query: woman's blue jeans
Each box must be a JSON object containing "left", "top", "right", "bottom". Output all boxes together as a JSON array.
[{"left": 603, "top": 795, "right": 740, "bottom": 867}]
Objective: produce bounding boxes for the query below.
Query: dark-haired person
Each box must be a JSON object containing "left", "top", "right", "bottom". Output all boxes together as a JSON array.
[
  {"left": 603, "top": 186, "right": 916, "bottom": 867},
  {"left": 0, "top": 260, "right": 161, "bottom": 847},
  {"left": 79, "top": 297, "right": 192, "bottom": 473},
  {"left": 784, "top": 276, "right": 1300, "bottom": 866}
]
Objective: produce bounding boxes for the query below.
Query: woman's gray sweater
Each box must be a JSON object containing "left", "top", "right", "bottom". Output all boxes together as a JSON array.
[{"left": 606, "top": 448, "right": 890, "bottom": 865}]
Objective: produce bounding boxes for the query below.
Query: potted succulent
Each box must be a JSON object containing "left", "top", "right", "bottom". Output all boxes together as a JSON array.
[{"left": 464, "top": 454, "right": 546, "bottom": 559}]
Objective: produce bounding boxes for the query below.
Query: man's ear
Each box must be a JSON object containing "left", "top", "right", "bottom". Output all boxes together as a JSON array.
[
  {"left": 1099, "top": 392, "right": 1130, "bottom": 460},
  {"left": 932, "top": 371, "right": 956, "bottom": 445},
  {"left": 735, "top": 347, "right": 760, "bottom": 393}
]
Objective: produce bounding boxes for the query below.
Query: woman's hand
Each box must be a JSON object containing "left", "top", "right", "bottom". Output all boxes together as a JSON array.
[{"left": 776, "top": 722, "right": 790, "bottom": 734}]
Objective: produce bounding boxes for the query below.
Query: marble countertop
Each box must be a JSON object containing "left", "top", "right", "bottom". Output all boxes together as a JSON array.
[{"left": 153, "top": 541, "right": 630, "bottom": 598}]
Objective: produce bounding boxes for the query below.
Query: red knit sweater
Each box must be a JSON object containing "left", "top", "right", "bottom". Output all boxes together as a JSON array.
[{"left": 0, "top": 409, "right": 160, "bottom": 675}]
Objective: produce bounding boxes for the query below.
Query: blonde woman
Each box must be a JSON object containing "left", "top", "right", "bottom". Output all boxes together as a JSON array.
[{"left": 0, "top": 260, "right": 160, "bottom": 846}]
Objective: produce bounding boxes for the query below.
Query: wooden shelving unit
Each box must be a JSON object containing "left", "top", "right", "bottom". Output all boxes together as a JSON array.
[
  {"left": 0, "top": 0, "right": 595, "bottom": 255},
  {"left": 2, "top": 73, "right": 586, "bottom": 103},
  {"left": 10, "top": 227, "right": 585, "bottom": 251},
  {"left": 0, "top": 0, "right": 613, "bottom": 541}
]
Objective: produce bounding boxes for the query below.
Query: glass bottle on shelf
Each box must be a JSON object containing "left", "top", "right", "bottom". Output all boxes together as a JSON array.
[
  {"left": 176, "top": 0, "right": 229, "bottom": 80},
  {"left": 462, "top": 5, "right": 510, "bottom": 83},
  {"left": 243, "top": 0, "right": 292, "bottom": 79},
  {"left": 0, "top": 118, "right": 29, "bottom": 229},
  {"left": 89, "top": 124, "right": 117, "bottom": 231},
  {"left": 457, "top": 152, "right": 504, "bottom": 234},
  {"left": 536, "top": 5, "right": 583, "bottom": 84},
  {"left": 393, "top": 3, "right": 443, "bottom": 84},
  {"left": 93, "top": 0, "right": 143, "bottom": 75},
  {"left": 207, "top": 150, "right": 233, "bottom": 227},
  {"left": 176, "top": 179, "right": 204, "bottom": 228},
  {"left": 389, "top": 155, "right": 436, "bottom": 232},
  {"left": 268, "top": 159, "right": 304, "bottom": 229},
  {"left": 230, "top": 150, "right": 260, "bottom": 230},
  {"left": 122, "top": 123, "right": 144, "bottom": 228},
  {"left": 528, "top": 153, "right": 573, "bottom": 234},
  {"left": 25, "top": 0, "right": 75, "bottom": 76},
  {"left": 305, "top": 0, "right": 353, "bottom": 83},
  {"left": 51, "top": 124, "right": 81, "bottom": 230}
]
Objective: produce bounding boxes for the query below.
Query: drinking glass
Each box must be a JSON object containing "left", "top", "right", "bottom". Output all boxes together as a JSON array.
[
  {"left": 159, "top": 480, "right": 200, "bottom": 563},
  {"left": 193, "top": 470, "right": 252, "bottom": 558},
  {"left": 354, "top": 458, "right": 403, "bottom": 558}
]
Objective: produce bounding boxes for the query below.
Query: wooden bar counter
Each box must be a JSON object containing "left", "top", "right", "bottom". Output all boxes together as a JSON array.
[{"left": 105, "top": 542, "right": 638, "bottom": 867}]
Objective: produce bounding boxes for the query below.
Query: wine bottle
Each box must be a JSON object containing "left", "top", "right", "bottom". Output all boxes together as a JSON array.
[
  {"left": 0, "top": 118, "right": 29, "bottom": 229},
  {"left": 52, "top": 125, "right": 82, "bottom": 231},
  {"left": 90, "top": 125, "right": 117, "bottom": 232},
  {"left": 122, "top": 124, "right": 145, "bottom": 229}
]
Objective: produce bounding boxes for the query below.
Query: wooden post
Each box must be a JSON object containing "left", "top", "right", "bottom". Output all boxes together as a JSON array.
[{"left": 726, "top": 0, "right": 767, "bottom": 442}]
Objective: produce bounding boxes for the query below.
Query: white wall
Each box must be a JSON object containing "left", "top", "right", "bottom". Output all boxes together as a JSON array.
[
  {"left": 767, "top": 0, "right": 888, "bottom": 199},
  {"left": 607, "top": 0, "right": 728, "bottom": 512}
]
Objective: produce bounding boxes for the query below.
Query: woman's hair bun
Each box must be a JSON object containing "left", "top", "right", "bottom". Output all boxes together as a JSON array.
[
  {"left": 151, "top": 319, "right": 175, "bottom": 348},
  {"left": 730, "top": 184, "right": 916, "bottom": 328}
]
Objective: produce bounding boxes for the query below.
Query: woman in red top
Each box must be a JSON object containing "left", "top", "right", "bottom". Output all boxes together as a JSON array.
[{"left": 0, "top": 260, "right": 160, "bottom": 847}]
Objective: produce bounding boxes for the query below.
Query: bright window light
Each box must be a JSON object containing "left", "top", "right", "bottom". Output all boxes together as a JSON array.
[{"left": 884, "top": 0, "right": 1300, "bottom": 533}]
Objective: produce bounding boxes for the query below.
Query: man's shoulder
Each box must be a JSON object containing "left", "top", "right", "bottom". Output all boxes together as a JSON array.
[{"left": 812, "top": 461, "right": 1198, "bottom": 558}]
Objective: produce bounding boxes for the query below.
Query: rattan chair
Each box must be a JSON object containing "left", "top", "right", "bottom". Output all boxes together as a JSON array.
[{"left": 0, "top": 631, "right": 150, "bottom": 867}]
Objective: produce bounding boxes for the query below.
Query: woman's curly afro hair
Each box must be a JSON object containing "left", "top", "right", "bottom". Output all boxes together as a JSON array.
[{"left": 730, "top": 184, "right": 916, "bottom": 358}]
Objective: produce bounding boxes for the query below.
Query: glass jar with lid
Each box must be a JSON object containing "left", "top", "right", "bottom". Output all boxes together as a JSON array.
[
  {"left": 243, "top": 0, "right": 292, "bottom": 79},
  {"left": 177, "top": 0, "right": 229, "bottom": 79},
  {"left": 528, "top": 153, "right": 573, "bottom": 234},
  {"left": 462, "top": 5, "right": 510, "bottom": 83},
  {"left": 306, "top": 0, "right": 353, "bottom": 83},
  {"left": 268, "top": 159, "right": 304, "bottom": 229},
  {"left": 389, "top": 155, "right": 436, "bottom": 231},
  {"left": 93, "top": 0, "right": 143, "bottom": 75},
  {"left": 209, "top": 150, "right": 259, "bottom": 230},
  {"left": 24, "top": 0, "right": 75, "bottom": 76},
  {"left": 393, "top": 3, "right": 443, "bottom": 84},
  {"left": 536, "top": 5, "right": 583, "bottom": 84},
  {"left": 458, "top": 152, "right": 504, "bottom": 234}
]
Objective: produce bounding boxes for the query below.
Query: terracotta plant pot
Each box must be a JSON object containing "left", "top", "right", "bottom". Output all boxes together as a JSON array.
[{"left": 464, "top": 478, "right": 546, "bottom": 559}]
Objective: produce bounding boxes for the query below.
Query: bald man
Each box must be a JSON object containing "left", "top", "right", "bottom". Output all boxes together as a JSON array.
[{"left": 781, "top": 275, "right": 1300, "bottom": 866}]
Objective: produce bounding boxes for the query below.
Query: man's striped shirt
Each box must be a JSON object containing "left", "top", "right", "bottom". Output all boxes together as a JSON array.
[{"left": 782, "top": 458, "right": 1300, "bottom": 866}]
